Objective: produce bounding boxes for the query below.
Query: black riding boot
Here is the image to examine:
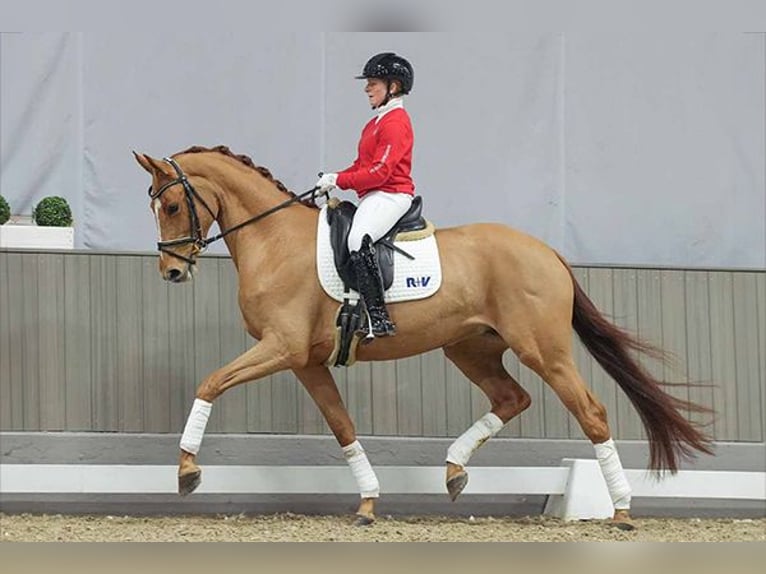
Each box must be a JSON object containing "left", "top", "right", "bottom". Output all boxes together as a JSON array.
[{"left": 349, "top": 235, "right": 396, "bottom": 338}]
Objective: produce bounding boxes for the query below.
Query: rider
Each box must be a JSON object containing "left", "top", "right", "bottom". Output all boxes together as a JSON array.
[{"left": 316, "top": 52, "right": 415, "bottom": 338}]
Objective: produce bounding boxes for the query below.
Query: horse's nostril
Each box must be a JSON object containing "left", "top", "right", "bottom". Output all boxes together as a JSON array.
[{"left": 167, "top": 268, "right": 183, "bottom": 282}]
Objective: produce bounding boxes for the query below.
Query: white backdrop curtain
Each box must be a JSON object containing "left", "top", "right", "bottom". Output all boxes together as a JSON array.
[{"left": 1, "top": 32, "right": 763, "bottom": 268}]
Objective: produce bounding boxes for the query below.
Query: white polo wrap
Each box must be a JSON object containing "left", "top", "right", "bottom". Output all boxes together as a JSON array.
[
  {"left": 179, "top": 398, "right": 212, "bottom": 455},
  {"left": 446, "top": 412, "right": 505, "bottom": 467},
  {"left": 593, "top": 438, "right": 632, "bottom": 510},
  {"left": 342, "top": 440, "right": 380, "bottom": 499}
]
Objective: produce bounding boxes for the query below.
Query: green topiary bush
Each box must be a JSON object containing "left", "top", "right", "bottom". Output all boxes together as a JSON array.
[
  {"left": 0, "top": 195, "right": 10, "bottom": 225},
  {"left": 33, "top": 196, "right": 73, "bottom": 227}
]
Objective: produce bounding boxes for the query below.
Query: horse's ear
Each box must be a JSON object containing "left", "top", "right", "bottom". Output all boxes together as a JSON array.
[
  {"left": 133, "top": 151, "right": 154, "bottom": 173},
  {"left": 133, "top": 151, "right": 173, "bottom": 177}
]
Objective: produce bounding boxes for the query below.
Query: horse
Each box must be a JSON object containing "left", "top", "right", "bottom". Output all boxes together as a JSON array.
[{"left": 134, "top": 145, "right": 712, "bottom": 528}]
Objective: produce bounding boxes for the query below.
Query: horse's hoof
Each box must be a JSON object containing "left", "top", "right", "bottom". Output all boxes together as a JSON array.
[
  {"left": 611, "top": 510, "right": 637, "bottom": 531},
  {"left": 178, "top": 470, "right": 202, "bottom": 496},
  {"left": 446, "top": 471, "right": 469, "bottom": 501},
  {"left": 354, "top": 514, "right": 375, "bottom": 527}
]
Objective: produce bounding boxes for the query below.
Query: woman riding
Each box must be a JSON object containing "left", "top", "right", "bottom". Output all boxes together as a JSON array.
[{"left": 316, "top": 52, "right": 416, "bottom": 338}]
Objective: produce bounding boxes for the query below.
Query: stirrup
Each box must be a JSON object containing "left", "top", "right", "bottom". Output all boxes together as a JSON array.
[
  {"left": 359, "top": 307, "right": 395, "bottom": 343},
  {"left": 363, "top": 307, "right": 375, "bottom": 343}
]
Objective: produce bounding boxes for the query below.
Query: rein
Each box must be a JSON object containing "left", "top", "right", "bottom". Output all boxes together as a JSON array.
[{"left": 149, "top": 157, "right": 324, "bottom": 264}]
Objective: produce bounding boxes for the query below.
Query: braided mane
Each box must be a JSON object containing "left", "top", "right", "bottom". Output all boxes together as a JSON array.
[{"left": 176, "top": 145, "right": 313, "bottom": 206}]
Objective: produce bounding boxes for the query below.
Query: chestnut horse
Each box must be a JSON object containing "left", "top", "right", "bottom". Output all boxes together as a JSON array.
[{"left": 134, "top": 145, "right": 712, "bottom": 528}]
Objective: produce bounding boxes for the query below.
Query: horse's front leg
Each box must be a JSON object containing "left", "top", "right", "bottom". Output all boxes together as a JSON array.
[
  {"left": 293, "top": 366, "right": 379, "bottom": 526},
  {"left": 178, "top": 335, "right": 292, "bottom": 495}
]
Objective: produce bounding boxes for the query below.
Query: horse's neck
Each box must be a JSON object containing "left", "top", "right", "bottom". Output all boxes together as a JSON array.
[{"left": 216, "top": 175, "right": 316, "bottom": 269}]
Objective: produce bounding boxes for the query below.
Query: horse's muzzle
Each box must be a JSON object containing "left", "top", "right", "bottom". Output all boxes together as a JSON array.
[{"left": 164, "top": 267, "right": 190, "bottom": 283}]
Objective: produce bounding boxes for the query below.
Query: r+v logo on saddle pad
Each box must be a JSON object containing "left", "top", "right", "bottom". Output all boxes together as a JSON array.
[{"left": 406, "top": 276, "right": 431, "bottom": 288}]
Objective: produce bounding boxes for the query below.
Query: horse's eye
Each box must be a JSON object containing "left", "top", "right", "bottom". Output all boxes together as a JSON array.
[{"left": 166, "top": 203, "right": 180, "bottom": 215}]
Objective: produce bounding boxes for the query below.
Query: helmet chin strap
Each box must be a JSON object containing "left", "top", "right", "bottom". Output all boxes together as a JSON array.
[{"left": 373, "top": 79, "right": 396, "bottom": 110}]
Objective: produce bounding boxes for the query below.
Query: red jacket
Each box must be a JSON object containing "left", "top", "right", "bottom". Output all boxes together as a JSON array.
[{"left": 336, "top": 107, "right": 415, "bottom": 197}]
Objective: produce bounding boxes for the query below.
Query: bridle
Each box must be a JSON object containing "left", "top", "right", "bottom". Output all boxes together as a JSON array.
[
  {"left": 149, "top": 157, "right": 217, "bottom": 265},
  {"left": 148, "top": 157, "right": 324, "bottom": 265}
]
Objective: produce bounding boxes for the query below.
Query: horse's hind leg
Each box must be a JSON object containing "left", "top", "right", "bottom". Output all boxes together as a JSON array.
[
  {"left": 506, "top": 325, "right": 635, "bottom": 529},
  {"left": 293, "top": 365, "right": 379, "bottom": 526},
  {"left": 442, "top": 333, "right": 532, "bottom": 501}
]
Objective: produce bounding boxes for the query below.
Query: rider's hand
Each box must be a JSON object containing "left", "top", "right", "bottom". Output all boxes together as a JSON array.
[{"left": 316, "top": 172, "right": 338, "bottom": 192}]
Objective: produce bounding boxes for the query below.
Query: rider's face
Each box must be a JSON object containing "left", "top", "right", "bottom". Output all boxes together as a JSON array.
[{"left": 365, "top": 78, "right": 389, "bottom": 109}]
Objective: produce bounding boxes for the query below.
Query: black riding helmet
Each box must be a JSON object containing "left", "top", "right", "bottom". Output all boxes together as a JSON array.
[{"left": 355, "top": 52, "right": 414, "bottom": 95}]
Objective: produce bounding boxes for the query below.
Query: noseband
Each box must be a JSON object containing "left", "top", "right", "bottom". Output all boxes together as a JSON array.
[{"left": 148, "top": 157, "right": 325, "bottom": 265}]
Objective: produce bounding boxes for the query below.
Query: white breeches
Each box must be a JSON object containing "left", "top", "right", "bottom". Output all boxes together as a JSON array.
[{"left": 348, "top": 191, "right": 413, "bottom": 252}]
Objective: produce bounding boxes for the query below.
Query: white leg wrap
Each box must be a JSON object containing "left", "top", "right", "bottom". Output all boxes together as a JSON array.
[
  {"left": 342, "top": 440, "right": 380, "bottom": 499},
  {"left": 446, "top": 412, "right": 505, "bottom": 467},
  {"left": 594, "top": 438, "right": 632, "bottom": 510},
  {"left": 179, "top": 398, "right": 212, "bottom": 455}
]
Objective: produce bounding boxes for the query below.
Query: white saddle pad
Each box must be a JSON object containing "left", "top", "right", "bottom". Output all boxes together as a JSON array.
[{"left": 316, "top": 205, "right": 442, "bottom": 303}]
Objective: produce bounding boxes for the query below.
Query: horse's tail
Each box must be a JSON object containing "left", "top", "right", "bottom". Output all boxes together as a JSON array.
[{"left": 557, "top": 255, "right": 714, "bottom": 473}]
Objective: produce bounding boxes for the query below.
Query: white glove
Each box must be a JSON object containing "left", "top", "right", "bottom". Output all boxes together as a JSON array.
[{"left": 316, "top": 172, "right": 338, "bottom": 192}]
